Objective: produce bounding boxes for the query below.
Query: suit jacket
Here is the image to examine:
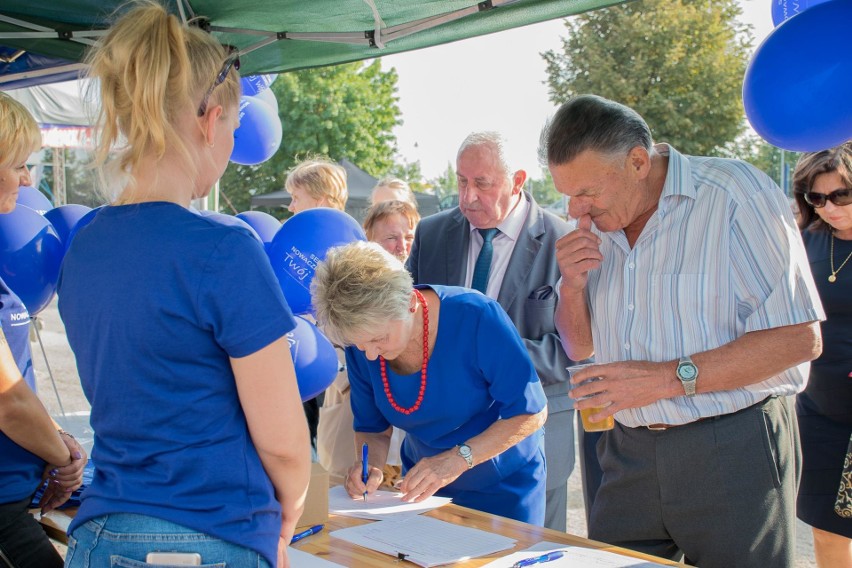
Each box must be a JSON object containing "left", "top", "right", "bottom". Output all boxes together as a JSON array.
[{"left": 407, "top": 191, "right": 575, "bottom": 487}]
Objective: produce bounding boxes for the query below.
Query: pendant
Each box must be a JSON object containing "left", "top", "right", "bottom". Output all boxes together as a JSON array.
[{"left": 829, "top": 274, "right": 837, "bottom": 283}]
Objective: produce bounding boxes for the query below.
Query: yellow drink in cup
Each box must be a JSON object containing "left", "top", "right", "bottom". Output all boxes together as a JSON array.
[{"left": 567, "top": 364, "right": 615, "bottom": 432}]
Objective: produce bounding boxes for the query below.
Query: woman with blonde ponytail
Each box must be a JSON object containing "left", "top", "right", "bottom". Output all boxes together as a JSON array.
[{"left": 57, "top": 3, "right": 310, "bottom": 567}]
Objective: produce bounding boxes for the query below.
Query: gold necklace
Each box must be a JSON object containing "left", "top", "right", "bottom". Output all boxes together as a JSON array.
[{"left": 829, "top": 233, "right": 852, "bottom": 283}]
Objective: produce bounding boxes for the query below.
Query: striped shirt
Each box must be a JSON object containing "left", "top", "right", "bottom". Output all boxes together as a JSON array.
[{"left": 586, "top": 144, "right": 824, "bottom": 427}]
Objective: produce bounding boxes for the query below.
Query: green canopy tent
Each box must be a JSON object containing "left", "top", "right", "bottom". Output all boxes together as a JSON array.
[{"left": 0, "top": 0, "right": 626, "bottom": 81}]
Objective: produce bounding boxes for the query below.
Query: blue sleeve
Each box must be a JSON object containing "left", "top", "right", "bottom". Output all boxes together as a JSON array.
[
  {"left": 197, "top": 230, "right": 296, "bottom": 358},
  {"left": 474, "top": 299, "right": 547, "bottom": 418},
  {"left": 345, "top": 347, "right": 391, "bottom": 433}
]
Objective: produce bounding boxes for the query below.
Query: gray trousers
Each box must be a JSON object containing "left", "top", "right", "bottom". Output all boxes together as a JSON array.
[{"left": 589, "top": 396, "right": 801, "bottom": 568}]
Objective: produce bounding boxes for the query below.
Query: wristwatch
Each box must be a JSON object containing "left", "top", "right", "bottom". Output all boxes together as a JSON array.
[
  {"left": 457, "top": 444, "right": 474, "bottom": 469},
  {"left": 676, "top": 355, "right": 699, "bottom": 397}
]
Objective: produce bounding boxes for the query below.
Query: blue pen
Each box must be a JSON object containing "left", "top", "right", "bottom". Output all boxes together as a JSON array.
[
  {"left": 511, "top": 551, "right": 564, "bottom": 568},
  {"left": 361, "top": 443, "right": 369, "bottom": 501},
  {"left": 290, "top": 524, "right": 323, "bottom": 544}
]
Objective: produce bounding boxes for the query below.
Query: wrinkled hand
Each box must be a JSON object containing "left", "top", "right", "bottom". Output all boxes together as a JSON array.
[
  {"left": 38, "top": 469, "right": 71, "bottom": 514},
  {"left": 555, "top": 214, "right": 602, "bottom": 291},
  {"left": 399, "top": 452, "right": 466, "bottom": 503},
  {"left": 343, "top": 462, "right": 383, "bottom": 500},
  {"left": 570, "top": 360, "right": 678, "bottom": 421}
]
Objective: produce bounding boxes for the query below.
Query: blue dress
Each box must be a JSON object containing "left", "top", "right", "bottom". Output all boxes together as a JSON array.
[{"left": 346, "top": 285, "right": 547, "bottom": 525}]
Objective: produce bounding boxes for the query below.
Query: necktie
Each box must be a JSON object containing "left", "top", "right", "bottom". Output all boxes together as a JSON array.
[{"left": 471, "top": 228, "right": 498, "bottom": 294}]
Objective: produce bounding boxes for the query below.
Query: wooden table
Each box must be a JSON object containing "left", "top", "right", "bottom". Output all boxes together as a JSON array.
[{"left": 293, "top": 504, "right": 683, "bottom": 567}]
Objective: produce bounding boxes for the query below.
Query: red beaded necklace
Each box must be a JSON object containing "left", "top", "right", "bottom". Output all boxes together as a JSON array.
[{"left": 380, "top": 289, "right": 429, "bottom": 415}]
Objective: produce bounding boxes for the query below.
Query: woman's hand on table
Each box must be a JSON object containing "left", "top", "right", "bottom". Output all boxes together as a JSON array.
[
  {"left": 399, "top": 452, "right": 466, "bottom": 503},
  {"left": 344, "top": 462, "right": 383, "bottom": 499}
]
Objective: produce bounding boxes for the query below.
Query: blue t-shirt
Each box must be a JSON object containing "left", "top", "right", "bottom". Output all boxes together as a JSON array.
[
  {"left": 0, "top": 277, "right": 42, "bottom": 504},
  {"left": 58, "top": 203, "right": 295, "bottom": 566},
  {"left": 346, "top": 285, "right": 546, "bottom": 493}
]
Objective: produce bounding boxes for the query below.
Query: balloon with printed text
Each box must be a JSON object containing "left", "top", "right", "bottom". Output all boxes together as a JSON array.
[
  {"left": 0, "top": 205, "right": 64, "bottom": 315},
  {"left": 771, "top": 0, "right": 830, "bottom": 26},
  {"left": 240, "top": 74, "right": 278, "bottom": 97},
  {"left": 16, "top": 186, "right": 53, "bottom": 215},
  {"left": 267, "top": 208, "right": 366, "bottom": 315},
  {"left": 230, "top": 96, "right": 282, "bottom": 166},
  {"left": 288, "top": 315, "right": 340, "bottom": 402},
  {"left": 744, "top": 0, "right": 852, "bottom": 151}
]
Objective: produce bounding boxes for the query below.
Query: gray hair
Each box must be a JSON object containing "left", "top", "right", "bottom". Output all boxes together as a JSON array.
[
  {"left": 311, "top": 241, "right": 413, "bottom": 346},
  {"left": 457, "top": 131, "right": 513, "bottom": 181},
  {"left": 370, "top": 177, "right": 417, "bottom": 207},
  {"left": 539, "top": 95, "right": 653, "bottom": 167}
]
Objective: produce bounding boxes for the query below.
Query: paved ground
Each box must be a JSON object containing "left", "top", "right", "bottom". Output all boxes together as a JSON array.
[{"left": 31, "top": 300, "right": 817, "bottom": 566}]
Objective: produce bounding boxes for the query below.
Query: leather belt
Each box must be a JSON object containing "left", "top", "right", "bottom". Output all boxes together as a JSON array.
[{"left": 644, "top": 416, "right": 712, "bottom": 431}]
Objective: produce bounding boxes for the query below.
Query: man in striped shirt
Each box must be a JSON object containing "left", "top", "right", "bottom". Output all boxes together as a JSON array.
[{"left": 543, "top": 95, "right": 824, "bottom": 567}]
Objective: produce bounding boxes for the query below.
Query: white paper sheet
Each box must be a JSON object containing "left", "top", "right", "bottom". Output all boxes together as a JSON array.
[
  {"left": 286, "top": 547, "right": 346, "bottom": 567},
  {"left": 479, "top": 541, "right": 670, "bottom": 568},
  {"left": 328, "top": 485, "right": 452, "bottom": 520},
  {"left": 330, "top": 515, "right": 516, "bottom": 567}
]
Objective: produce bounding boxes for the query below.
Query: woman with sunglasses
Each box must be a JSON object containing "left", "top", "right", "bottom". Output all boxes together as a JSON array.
[
  {"left": 792, "top": 142, "right": 852, "bottom": 568},
  {"left": 58, "top": 2, "right": 310, "bottom": 567}
]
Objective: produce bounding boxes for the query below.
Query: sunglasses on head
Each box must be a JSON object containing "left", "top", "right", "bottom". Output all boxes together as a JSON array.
[
  {"left": 197, "top": 47, "right": 240, "bottom": 117},
  {"left": 802, "top": 188, "right": 852, "bottom": 209}
]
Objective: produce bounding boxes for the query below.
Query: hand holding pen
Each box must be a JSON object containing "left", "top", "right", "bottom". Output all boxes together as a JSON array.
[{"left": 361, "top": 443, "right": 369, "bottom": 501}]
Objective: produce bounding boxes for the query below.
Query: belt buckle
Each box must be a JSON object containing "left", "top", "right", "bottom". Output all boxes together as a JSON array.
[{"left": 645, "top": 423, "right": 670, "bottom": 431}]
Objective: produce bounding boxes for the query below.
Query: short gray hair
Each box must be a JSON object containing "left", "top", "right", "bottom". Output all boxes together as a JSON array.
[
  {"left": 539, "top": 95, "right": 652, "bottom": 167},
  {"left": 457, "top": 131, "right": 513, "bottom": 181},
  {"left": 311, "top": 241, "right": 413, "bottom": 346}
]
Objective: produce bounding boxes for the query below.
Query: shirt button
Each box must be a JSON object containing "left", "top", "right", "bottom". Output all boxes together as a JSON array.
[
  {"left": 624, "top": 343, "right": 631, "bottom": 350},
  {"left": 627, "top": 304, "right": 634, "bottom": 310},
  {"left": 628, "top": 263, "right": 635, "bottom": 269}
]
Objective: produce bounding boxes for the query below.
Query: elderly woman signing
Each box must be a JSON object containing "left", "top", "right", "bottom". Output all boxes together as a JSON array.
[{"left": 312, "top": 242, "right": 548, "bottom": 525}]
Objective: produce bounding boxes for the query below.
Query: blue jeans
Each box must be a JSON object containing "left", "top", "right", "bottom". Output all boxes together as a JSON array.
[{"left": 64, "top": 513, "right": 270, "bottom": 568}]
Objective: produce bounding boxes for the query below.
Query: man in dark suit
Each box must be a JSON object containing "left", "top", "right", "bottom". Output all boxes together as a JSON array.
[{"left": 407, "top": 131, "right": 575, "bottom": 530}]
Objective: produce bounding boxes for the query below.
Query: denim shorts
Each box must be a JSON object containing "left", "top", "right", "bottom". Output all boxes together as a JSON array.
[{"left": 64, "top": 513, "right": 270, "bottom": 568}]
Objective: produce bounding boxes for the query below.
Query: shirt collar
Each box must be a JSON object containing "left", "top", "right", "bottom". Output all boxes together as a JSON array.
[
  {"left": 468, "top": 191, "right": 529, "bottom": 242},
  {"left": 656, "top": 143, "right": 696, "bottom": 216}
]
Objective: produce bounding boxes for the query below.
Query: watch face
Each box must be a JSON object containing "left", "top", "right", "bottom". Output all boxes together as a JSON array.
[
  {"left": 459, "top": 445, "right": 472, "bottom": 457},
  {"left": 679, "top": 363, "right": 697, "bottom": 380}
]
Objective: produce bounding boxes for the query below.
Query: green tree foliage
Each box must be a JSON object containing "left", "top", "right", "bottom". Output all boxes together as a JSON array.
[
  {"left": 219, "top": 60, "right": 402, "bottom": 213},
  {"left": 542, "top": 0, "right": 752, "bottom": 156},
  {"left": 526, "top": 169, "right": 560, "bottom": 206},
  {"left": 428, "top": 163, "right": 458, "bottom": 209}
]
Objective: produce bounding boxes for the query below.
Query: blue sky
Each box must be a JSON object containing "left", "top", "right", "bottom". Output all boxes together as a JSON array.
[{"left": 381, "top": 0, "right": 775, "bottom": 180}]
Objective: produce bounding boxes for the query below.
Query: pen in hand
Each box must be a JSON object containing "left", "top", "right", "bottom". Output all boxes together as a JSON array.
[
  {"left": 361, "top": 443, "right": 369, "bottom": 501},
  {"left": 290, "top": 524, "right": 323, "bottom": 544},
  {"left": 512, "top": 550, "right": 564, "bottom": 568}
]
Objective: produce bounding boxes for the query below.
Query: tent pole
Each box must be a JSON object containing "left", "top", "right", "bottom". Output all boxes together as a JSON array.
[{"left": 52, "top": 147, "right": 66, "bottom": 206}]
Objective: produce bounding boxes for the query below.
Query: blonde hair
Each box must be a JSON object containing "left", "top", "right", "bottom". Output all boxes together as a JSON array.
[
  {"left": 311, "top": 241, "right": 413, "bottom": 346},
  {"left": 370, "top": 177, "right": 417, "bottom": 208},
  {"left": 0, "top": 92, "right": 42, "bottom": 169},
  {"left": 363, "top": 200, "right": 420, "bottom": 241},
  {"left": 86, "top": 0, "right": 240, "bottom": 192},
  {"left": 285, "top": 157, "right": 348, "bottom": 211}
]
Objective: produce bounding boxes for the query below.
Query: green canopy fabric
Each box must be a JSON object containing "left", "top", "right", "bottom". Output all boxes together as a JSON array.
[{"left": 0, "top": 0, "right": 627, "bottom": 77}]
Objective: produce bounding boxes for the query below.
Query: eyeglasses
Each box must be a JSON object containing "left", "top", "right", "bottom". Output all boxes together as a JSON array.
[
  {"left": 802, "top": 188, "right": 852, "bottom": 209},
  {"left": 197, "top": 48, "right": 240, "bottom": 117}
]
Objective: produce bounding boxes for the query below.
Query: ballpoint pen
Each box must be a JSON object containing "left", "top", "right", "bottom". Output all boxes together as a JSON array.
[
  {"left": 290, "top": 524, "right": 323, "bottom": 544},
  {"left": 511, "top": 550, "right": 564, "bottom": 568},
  {"left": 361, "top": 442, "right": 369, "bottom": 501}
]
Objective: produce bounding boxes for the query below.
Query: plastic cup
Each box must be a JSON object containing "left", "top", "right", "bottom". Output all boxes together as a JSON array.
[{"left": 567, "top": 364, "right": 615, "bottom": 432}]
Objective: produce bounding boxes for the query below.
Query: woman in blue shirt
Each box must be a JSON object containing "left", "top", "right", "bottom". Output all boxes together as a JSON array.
[
  {"left": 312, "top": 241, "right": 548, "bottom": 525},
  {"left": 57, "top": 4, "right": 310, "bottom": 568},
  {"left": 0, "top": 93, "right": 86, "bottom": 567}
]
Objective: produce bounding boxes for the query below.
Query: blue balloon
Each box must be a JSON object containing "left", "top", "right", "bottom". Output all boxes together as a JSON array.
[
  {"left": 0, "top": 205, "right": 64, "bottom": 315},
  {"left": 771, "top": 0, "right": 830, "bottom": 26},
  {"left": 202, "top": 212, "right": 262, "bottom": 244},
  {"left": 744, "top": 0, "right": 852, "bottom": 152},
  {"left": 253, "top": 87, "right": 278, "bottom": 113},
  {"left": 235, "top": 211, "right": 282, "bottom": 244},
  {"left": 230, "top": 96, "right": 283, "bottom": 166},
  {"left": 65, "top": 206, "right": 103, "bottom": 252},
  {"left": 44, "top": 204, "right": 93, "bottom": 248},
  {"left": 240, "top": 74, "right": 277, "bottom": 97},
  {"left": 287, "top": 315, "right": 339, "bottom": 402},
  {"left": 16, "top": 186, "right": 52, "bottom": 215},
  {"left": 267, "top": 208, "right": 366, "bottom": 315}
]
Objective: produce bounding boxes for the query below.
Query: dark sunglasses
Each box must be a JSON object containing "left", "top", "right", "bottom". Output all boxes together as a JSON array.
[
  {"left": 197, "top": 48, "right": 240, "bottom": 117},
  {"left": 802, "top": 188, "right": 852, "bottom": 209}
]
